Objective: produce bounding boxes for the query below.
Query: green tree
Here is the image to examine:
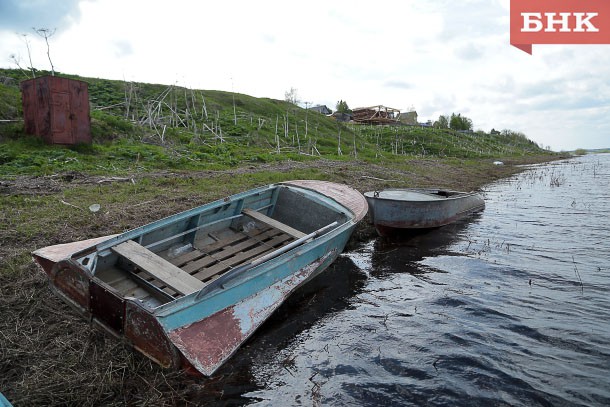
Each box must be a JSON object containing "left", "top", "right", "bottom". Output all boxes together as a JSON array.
[
  {"left": 433, "top": 115, "right": 449, "bottom": 129},
  {"left": 449, "top": 113, "right": 473, "bottom": 131},
  {"left": 335, "top": 100, "right": 351, "bottom": 113}
]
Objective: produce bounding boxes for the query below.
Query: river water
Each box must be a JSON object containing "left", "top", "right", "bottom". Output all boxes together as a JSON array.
[{"left": 200, "top": 154, "right": 610, "bottom": 406}]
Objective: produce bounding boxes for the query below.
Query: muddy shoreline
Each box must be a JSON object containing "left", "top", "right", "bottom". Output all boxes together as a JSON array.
[
  {"left": 0, "top": 154, "right": 567, "bottom": 406},
  {"left": 0, "top": 155, "right": 558, "bottom": 196}
]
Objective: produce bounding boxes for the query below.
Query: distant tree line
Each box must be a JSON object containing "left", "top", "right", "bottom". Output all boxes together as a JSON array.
[
  {"left": 281, "top": 96, "right": 537, "bottom": 145},
  {"left": 433, "top": 113, "right": 473, "bottom": 131}
]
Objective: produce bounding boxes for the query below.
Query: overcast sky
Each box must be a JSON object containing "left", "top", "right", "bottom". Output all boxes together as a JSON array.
[{"left": 1, "top": 0, "right": 608, "bottom": 151}]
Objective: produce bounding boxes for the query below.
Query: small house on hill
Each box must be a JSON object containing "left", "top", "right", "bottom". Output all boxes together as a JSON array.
[
  {"left": 400, "top": 111, "right": 418, "bottom": 125},
  {"left": 310, "top": 105, "right": 332, "bottom": 115}
]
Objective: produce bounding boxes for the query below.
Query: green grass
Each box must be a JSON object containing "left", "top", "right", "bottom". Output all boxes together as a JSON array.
[
  {"left": 0, "top": 67, "right": 555, "bottom": 177},
  {"left": 0, "top": 78, "right": 21, "bottom": 120}
]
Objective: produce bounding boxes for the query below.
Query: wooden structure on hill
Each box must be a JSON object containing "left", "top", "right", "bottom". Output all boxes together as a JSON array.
[{"left": 352, "top": 105, "right": 401, "bottom": 125}]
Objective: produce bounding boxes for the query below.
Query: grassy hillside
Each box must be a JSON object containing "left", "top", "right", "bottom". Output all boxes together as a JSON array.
[{"left": 0, "top": 68, "right": 551, "bottom": 176}]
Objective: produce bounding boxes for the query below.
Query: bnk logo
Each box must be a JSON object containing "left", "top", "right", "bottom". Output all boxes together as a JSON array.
[
  {"left": 510, "top": 0, "right": 610, "bottom": 54},
  {"left": 521, "top": 12, "right": 599, "bottom": 33}
]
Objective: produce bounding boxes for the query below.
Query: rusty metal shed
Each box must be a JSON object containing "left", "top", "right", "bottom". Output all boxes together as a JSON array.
[{"left": 21, "top": 75, "right": 91, "bottom": 145}]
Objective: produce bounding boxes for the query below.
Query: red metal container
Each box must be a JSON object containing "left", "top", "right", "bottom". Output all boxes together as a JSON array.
[{"left": 21, "top": 75, "right": 91, "bottom": 145}]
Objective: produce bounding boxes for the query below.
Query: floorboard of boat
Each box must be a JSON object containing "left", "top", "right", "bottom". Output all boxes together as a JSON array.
[
  {"left": 97, "top": 221, "right": 300, "bottom": 303},
  {"left": 171, "top": 227, "right": 271, "bottom": 268},
  {"left": 191, "top": 233, "right": 293, "bottom": 281},
  {"left": 181, "top": 229, "right": 286, "bottom": 274},
  {"left": 201, "top": 226, "right": 271, "bottom": 253},
  {"left": 96, "top": 266, "right": 169, "bottom": 303}
]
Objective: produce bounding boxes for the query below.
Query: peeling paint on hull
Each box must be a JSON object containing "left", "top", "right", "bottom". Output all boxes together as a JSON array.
[{"left": 168, "top": 252, "right": 334, "bottom": 375}]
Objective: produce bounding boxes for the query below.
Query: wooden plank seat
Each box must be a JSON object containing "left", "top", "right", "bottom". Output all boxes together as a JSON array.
[
  {"left": 112, "top": 240, "right": 205, "bottom": 296},
  {"left": 242, "top": 208, "right": 306, "bottom": 239}
]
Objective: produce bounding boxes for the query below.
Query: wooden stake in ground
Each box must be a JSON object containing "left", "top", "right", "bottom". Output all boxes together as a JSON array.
[
  {"left": 337, "top": 128, "right": 342, "bottom": 155},
  {"left": 275, "top": 115, "right": 280, "bottom": 154}
]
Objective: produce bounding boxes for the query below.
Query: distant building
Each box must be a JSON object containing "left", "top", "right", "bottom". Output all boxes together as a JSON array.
[
  {"left": 400, "top": 111, "right": 418, "bottom": 125},
  {"left": 352, "top": 105, "right": 401, "bottom": 125},
  {"left": 310, "top": 105, "right": 332, "bottom": 115}
]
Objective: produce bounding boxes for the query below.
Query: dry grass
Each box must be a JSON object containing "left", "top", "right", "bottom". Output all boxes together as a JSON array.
[{"left": 0, "top": 263, "right": 197, "bottom": 406}]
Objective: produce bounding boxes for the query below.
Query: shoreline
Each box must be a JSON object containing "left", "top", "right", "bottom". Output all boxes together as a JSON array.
[{"left": 0, "top": 153, "right": 569, "bottom": 405}]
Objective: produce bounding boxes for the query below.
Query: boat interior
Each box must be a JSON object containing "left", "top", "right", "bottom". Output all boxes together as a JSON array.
[
  {"left": 76, "top": 185, "right": 348, "bottom": 309},
  {"left": 434, "top": 190, "right": 459, "bottom": 197}
]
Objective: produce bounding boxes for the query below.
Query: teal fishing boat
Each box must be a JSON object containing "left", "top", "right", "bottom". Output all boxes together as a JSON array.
[
  {"left": 0, "top": 392, "right": 13, "bottom": 407},
  {"left": 32, "top": 180, "right": 367, "bottom": 376}
]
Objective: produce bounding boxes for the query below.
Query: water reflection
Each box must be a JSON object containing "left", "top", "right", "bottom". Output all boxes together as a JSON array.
[
  {"left": 369, "top": 213, "right": 483, "bottom": 277},
  {"left": 188, "top": 255, "right": 369, "bottom": 405}
]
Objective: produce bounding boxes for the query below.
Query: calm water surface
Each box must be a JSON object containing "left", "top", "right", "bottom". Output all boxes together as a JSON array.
[{"left": 202, "top": 154, "right": 610, "bottom": 406}]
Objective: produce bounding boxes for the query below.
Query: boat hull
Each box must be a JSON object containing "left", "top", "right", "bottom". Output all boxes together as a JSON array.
[
  {"left": 32, "top": 180, "right": 367, "bottom": 376},
  {"left": 164, "top": 235, "right": 348, "bottom": 375},
  {"left": 364, "top": 188, "right": 484, "bottom": 237}
]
